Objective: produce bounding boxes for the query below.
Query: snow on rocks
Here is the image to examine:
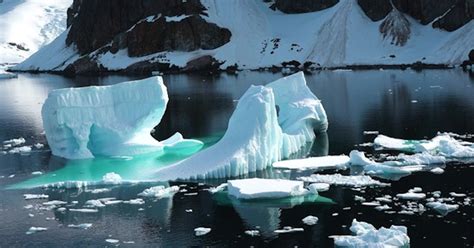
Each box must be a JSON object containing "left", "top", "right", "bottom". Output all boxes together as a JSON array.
[
  {"left": 333, "top": 219, "right": 409, "bottom": 248},
  {"left": 302, "top": 215, "right": 319, "bottom": 225},
  {"left": 227, "top": 178, "right": 308, "bottom": 200},
  {"left": 138, "top": 185, "right": 179, "bottom": 198},
  {"left": 41, "top": 76, "right": 201, "bottom": 159},
  {"left": 155, "top": 72, "right": 327, "bottom": 180},
  {"left": 272, "top": 155, "right": 349, "bottom": 170},
  {"left": 26, "top": 227, "right": 48, "bottom": 235},
  {"left": 298, "top": 174, "right": 389, "bottom": 187},
  {"left": 194, "top": 227, "right": 211, "bottom": 236}
]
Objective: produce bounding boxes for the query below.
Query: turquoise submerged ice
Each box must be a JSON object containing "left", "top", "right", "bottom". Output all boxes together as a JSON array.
[
  {"left": 42, "top": 76, "right": 202, "bottom": 159},
  {"left": 155, "top": 72, "right": 328, "bottom": 180}
]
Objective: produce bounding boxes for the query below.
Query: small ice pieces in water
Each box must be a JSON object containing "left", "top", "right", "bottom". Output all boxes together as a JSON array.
[
  {"left": 245, "top": 230, "right": 260, "bottom": 236},
  {"left": 105, "top": 239, "right": 119, "bottom": 244},
  {"left": 274, "top": 226, "right": 304, "bottom": 234},
  {"left": 68, "top": 223, "right": 92, "bottom": 229},
  {"left": 396, "top": 192, "right": 426, "bottom": 200},
  {"left": 69, "top": 208, "right": 99, "bottom": 213},
  {"left": 449, "top": 192, "right": 466, "bottom": 197},
  {"left": 272, "top": 155, "right": 349, "bottom": 170},
  {"left": 426, "top": 202, "right": 459, "bottom": 216},
  {"left": 298, "top": 174, "right": 389, "bottom": 187},
  {"left": 85, "top": 200, "right": 106, "bottom": 208},
  {"left": 194, "top": 227, "right": 211, "bottom": 236},
  {"left": 124, "top": 199, "right": 145, "bottom": 205},
  {"left": 34, "top": 143, "right": 44, "bottom": 149},
  {"left": 333, "top": 219, "right": 409, "bottom": 248},
  {"left": 207, "top": 183, "right": 228, "bottom": 194},
  {"left": 302, "top": 215, "right": 319, "bottom": 225},
  {"left": 8, "top": 146, "right": 32, "bottom": 154},
  {"left": 24, "top": 194, "right": 49, "bottom": 200},
  {"left": 227, "top": 178, "right": 308, "bottom": 200},
  {"left": 3, "top": 137, "right": 26, "bottom": 146},
  {"left": 430, "top": 167, "right": 444, "bottom": 174},
  {"left": 138, "top": 185, "right": 179, "bottom": 198},
  {"left": 42, "top": 200, "right": 67, "bottom": 206},
  {"left": 31, "top": 171, "right": 43, "bottom": 175},
  {"left": 307, "top": 183, "right": 330, "bottom": 193},
  {"left": 26, "top": 227, "right": 48, "bottom": 234}
]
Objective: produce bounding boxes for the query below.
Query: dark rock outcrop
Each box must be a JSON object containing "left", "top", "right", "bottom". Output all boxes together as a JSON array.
[
  {"left": 357, "top": 0, "right": 392, "bottom": 21},
  {"left": 469, "top": 49, "right": 474, "bottom": 62},
  {"left": 380, "top": 9, "right": 411, "bottom": 46},
  {"left": 433, "top": 0, "right": 474, "bottom": 31},
  {"left": 66, "top": 0, "right": 207, "bottom": 55},
  {"left": 394, "top": 0, "right": 457, "bottom": 25},
  {"left": 273, "top": 0, "right": 339, "bottom": 13},
  {"left": 125, "top": 15, "right": 231, "bottom": 57}
]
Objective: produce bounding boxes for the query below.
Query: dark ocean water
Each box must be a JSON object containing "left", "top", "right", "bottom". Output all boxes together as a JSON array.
[{"left": 0, "top": 69, "right": 473, "bottom": 247}]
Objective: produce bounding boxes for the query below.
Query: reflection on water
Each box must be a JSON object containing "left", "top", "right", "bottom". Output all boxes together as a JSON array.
[{"left": 0, "top": 69, "right": 473, "bottom": 247}]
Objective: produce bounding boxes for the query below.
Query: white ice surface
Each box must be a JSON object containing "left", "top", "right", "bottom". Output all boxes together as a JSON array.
[
  {"left": 272, "top": 155, "right": 349, "bottom": 170},
  {"left": 298, "top": 174, "right": 389, "bottom": 187},
  {"left": 302, "top": 215, "right": 319, "bottom": 225},
  {"left": 155, "top": 72, "right": 327, "bottom": 180},
  {"left": 307, "top": 183, "right": 330, "bottom": 193},
  {"left": 426, "top": 202, "right": 459, "bottom": 216},
  {"left": 138, "top": 185, "right": 179, "bottom": 198},
  {"left": 334, "top": 219, "right": 409, "bottom": 248},
  {"left": 194, "top": 227, "right": 211, "bottom": 236},
  {"left": 227, "top": 178, "right": 308, "bottom": 200}
]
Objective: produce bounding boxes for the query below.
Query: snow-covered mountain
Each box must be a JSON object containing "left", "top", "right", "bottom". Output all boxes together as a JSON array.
[
  {"left": 12, "top": 0, "right": 474, "bottom": 74},
  {"left": 0, "top": 0, "right": 71, "bottom": 64}
]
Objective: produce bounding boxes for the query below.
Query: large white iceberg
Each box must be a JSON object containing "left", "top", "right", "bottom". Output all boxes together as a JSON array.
[
  {"left": 155, "top": 72, "right": 328, "bottom": 180},
  {"left": 333, "top": 219, "right": 410, "bottom": 248},
  {"left": 41, "top": 76, "right": 202, "bottom": 159}
]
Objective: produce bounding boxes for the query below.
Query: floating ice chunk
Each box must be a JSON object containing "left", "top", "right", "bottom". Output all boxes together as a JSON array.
[
  {"left": 105, "top": 239, "right": 119, "bottom": 244},
  {"left": 155, "top": 72, "right": 328, "bottom": 180},
  {"left": 349, "top": 150, "right": 411, "bottom": 175},
  {"left": 438, "top": 139, "right": 474, "bottom": 158},
  {"left": 102, "top": 172, "right": 122, "bottom": 185},
  {"left": 8, "top": 146, "right": 32, "bottom": 154},
  {"left": 430, "top": 167, "right": 445, "bottom": 174},
  {"left": 24, "top": 194, "right": 49, "bottom": 200},
  {"left": 138, "top": 185, "right": 179, "bottom": 198},
  {"left": 0, "top": 71, "right": 18, "bottom": 79},
  {"left": 363, "top": 131, "right": 379, "bottom": 135},
  {"left": 274, "top": 226, "right": 304, "bottom": 234},
  {"left": 354, "top": 196, "right": 366, "bottom": 202},
  {"left": 207, "top": 183, "right": 228, "bottom": 194},
  {"left": 31, "top": 171, "right": 43, "bottom": 175},
  {"left": 161, "top": 132, "right": 204, "bottom": 156},
  {"left": 302, "top": 215, "right": 319, "bottom": 225},
  {"left": 124, "top": 198, "right": 145, "bottom": 205},
  {"left": 41, "top": 76, "right": 199, "bottom": 159},
  {"left": 104, "top": 200, "right": 123, "bottom": 205},
  {"left": 84, "top": 199, "right": 106, "bottom": 208},
  {"left": 34, "top": 143, "right": 44, "bottom": 149},
  {"left": 375, "top": 196, "right": 392, "bottom": 203},
  {"left": 396, "top": 192, "right": 426, "bottom": 200},
  {"left": 244, "top": 230, "right": 260, "bottom": 236},
  {"left": 68, "top": 223, "right": 92, "bottom": 229},
  {"left": 375, "top": 205, "right": 392, "bottom": 211},
  {"left": 194, "top": 227, "right": 211, "bottom": 236},
  {"left": 272, "top": 155, "right": 349, "bottom": 170},
  {"left": 298, "top": 174, "right": 389, "bottom": 187},
  {"left": 307, "top": 183, "right": 330, "bottom": 193},
  {"left": 26, "top": 227, "right": 48, "bottom": 234},
  {"left": 85, "top": 188, "right": 111, "bottom": 194},
  {"left": 374, "top": 135, "right": 417, "bottom": 151},
  {"left": 227, "top": 178, "right": 308, "bottom": 200},
  {"left": 449, "top": 192, "right": 466, "bottom": 197},
  {"left": 426, "top": 202, "right": 459, "bottom": 216},
  {"left": 69, "top": 208, "right": 99, "bottom": 213},
  {"left": 389, "top": 152, "right": 446, "bottom": 165},
  {"left": 42, "top": 200, "right": 67, "bottom": 206},
  {"left": 3, "top": 137, "right": 26, "bottom": 146},
  {"left": 333, "top": 219, "right": 409, "bottom": 248}
]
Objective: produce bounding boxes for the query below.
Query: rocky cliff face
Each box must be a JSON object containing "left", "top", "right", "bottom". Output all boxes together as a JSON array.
[{"left": 272, "top": 0, "right": 339, "bottom": 13}]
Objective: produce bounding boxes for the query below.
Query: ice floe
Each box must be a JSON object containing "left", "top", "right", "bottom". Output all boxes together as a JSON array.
[
  {"left": 333, "top": 219, "right": 409, "bottom": 247},
  {"left": 84, "top": 199, "right": 106, "bottom": 208},
  {"left": 155, "top": 72, "right": 327, "bottom": 180},
  {"left": 41, "top": 76, "right": 201, "bottom": 159},
  {"left": 272, "top": 155, "right": 349, "bottom": 170},
  {"left": 3, "top": 137, "right": 26, "bottom": 146},
  {"left": 26, "top": 227, "right": 48, "bottom": 235},
  {"left": 298, "top": 174, "right": 389, "bottom": 187},
  {"left": 244, "top": 230, "right": 260, "bottom": 236},
  {"left": 302, "top": 215, "right": 319, "bottom": 225},
  {"left": 396, "top": 192, "right": 426, "bottom": 200},
  {"left": 194, "top": 227, "right": 211, "bottom": 236},
  {"left": 227, "top": 178, "right": 308, "bottom": 200},
  {"left": 426, "top": 202, "right": 459, "bottom": 216},
  {"left": 307, "top": 183, "right": 330, "bottom": 193},
  {"left": 102, "top": 172, "right": 122, "bottom": 185},
  {"left": 69, "top": 208, "right": 99, "bottom": 213},
  {"left": 138, "top": 185, "right": 179, "bottom": 198},
  {"left": 24, "top": 194, "right": 49, "bottom": 200},
  {"left": 68, "top": 223, "right": 92, "bottom": 229},
  {"left": 274, "top": 226, "right": 304, "bottom": 234}
]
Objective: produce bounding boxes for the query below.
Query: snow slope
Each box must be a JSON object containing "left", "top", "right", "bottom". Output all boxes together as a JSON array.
[
  {"left": 154, "top": 72, "right": 327, "bottom": 180},
  {"left": 0, "top": 0, "right": 71, "bottom": 64},
  {"left": 14, "top": 0, "right": 473, "bottom": 73}
]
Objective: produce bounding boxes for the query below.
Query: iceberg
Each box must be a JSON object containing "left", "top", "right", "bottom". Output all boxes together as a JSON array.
[
  {"left": 227, "top": 178, "right": 309, "bottom": 200},
  {"left": 41, "top": 76, "right": 202, "bottom": 159},
  {"left": 333, "top": 219, "right": 409, "bottom": 248},
  {"left": 272, "top": 155, "right": 349, "bottom": 170},
  {"left": 155, "top": 72, "right": 328, "bottom": 180}
]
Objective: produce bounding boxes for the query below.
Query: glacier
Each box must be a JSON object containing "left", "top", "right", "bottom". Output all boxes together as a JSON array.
[
  {"left": 41, "top": 76, "right": 203, "bottom": 159},
  {"left": 154, "top": 72, "right": 328, "bottom": 180}
]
